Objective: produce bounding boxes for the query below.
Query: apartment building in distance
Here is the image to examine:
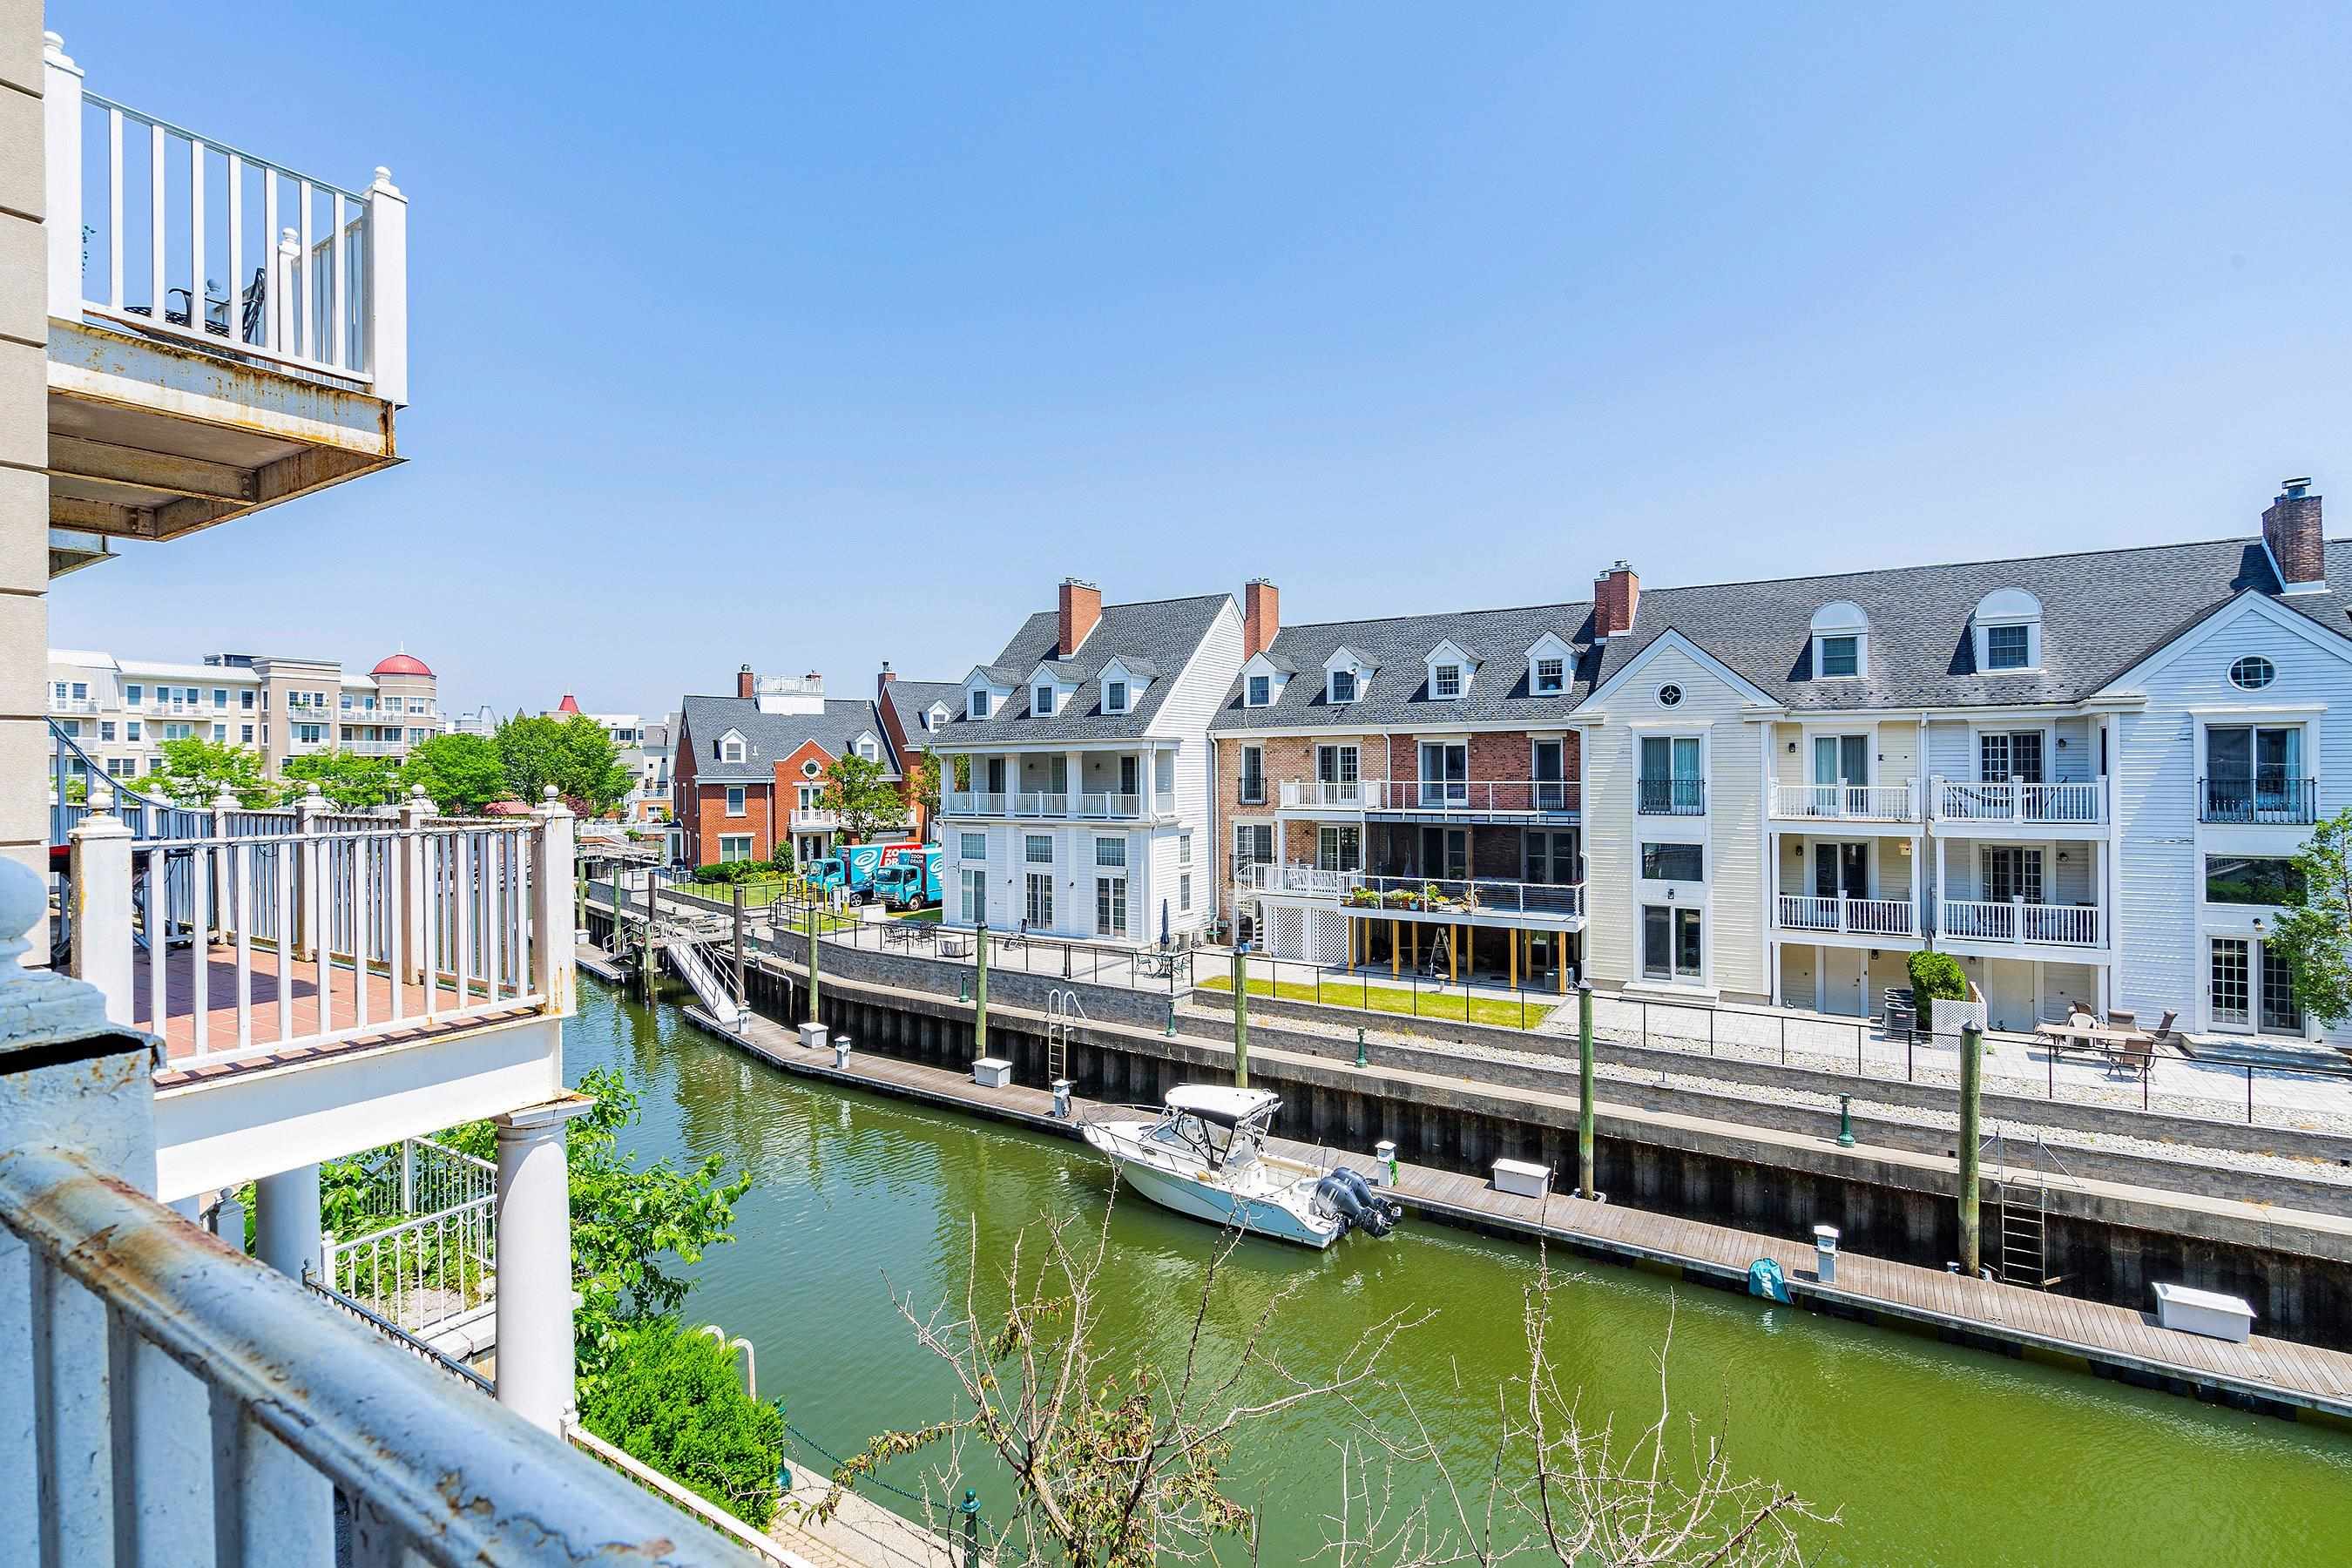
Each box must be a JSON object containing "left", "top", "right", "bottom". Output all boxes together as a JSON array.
[
  {"left": 47, "top": 645, "right": 441, "bottom": 781},
  {"left": 548, "top": 693, "right": 671, "bottom": 823},
  {"left": 932, "top": 579, "right": 1244, "bottom": 947},
  {"left": 672, "top": 668, "right": 927, "bottom": 867},
  {"left": 1218, "top": 479, "right": 2352, "bottom": 1046}
]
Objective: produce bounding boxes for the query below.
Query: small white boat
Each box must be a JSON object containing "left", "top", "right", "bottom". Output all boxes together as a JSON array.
[{"left": 1082, "top": 1085, "right": 1401, "bottom": 1249}]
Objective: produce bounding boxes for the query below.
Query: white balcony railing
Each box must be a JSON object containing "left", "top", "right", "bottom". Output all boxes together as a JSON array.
[
  {"left": 341, "top": 739, "right": 408, "bottom": 757},
  {"left": 1933, "top": 778, "right": 2106, "bottom": 826},
  {"left": 1770, "top": 782, "right": 1917, "bottom": 821},
  {"left": 324, "top": 1139, "right": 497, "bottom": 1342},
  {"left": 1774, "top": 893, "right": 1919, "bottom": 938},
  {"left": 1938, "top": 897, "right": 2103, "bottom": 948},
  {"left": 48, "top": 698, "right": 100, "bottom": 714},
  {"left": 789, "top": 808, "right": 840, "bottom": 831},
  {"left": 944, "top": 789, "right": 1176, "bottom": 821},
  {"left": 71, "top": 796, "right": 568, "bottom": 1071},
  {"left": 1249, "top": 864, "right": 1586, "bottom": 921},
  {"left": 46, "top": 35, "right": 409, "bottom": 401},
  {"left": 1280, "top": 779, "right": 1581, "bottom": 814}
]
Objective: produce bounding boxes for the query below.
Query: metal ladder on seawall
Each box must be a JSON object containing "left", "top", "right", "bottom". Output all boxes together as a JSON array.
[
  {"left": 1990, "top": 1127, "right": 2063, "bottom": 1290},
  {"left": 1045, "top": 988, "right": 1085, "bottom": 1084}
]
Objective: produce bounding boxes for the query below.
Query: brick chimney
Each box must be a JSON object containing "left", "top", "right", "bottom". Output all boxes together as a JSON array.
[
  {"left": 736, "top": 664, "right": 755, "bottom": 700},
  {"left": 2264, "top": 477, "right": 2325, "bottom": 592},
  {"left": 877, "top": 660, "right": 896, "bottom": 697},
  {"left": 1242, "top": 578, "right": 1280, "bottom": 659},
  {"left": 1593, "top": 561, "right": 1640, "bottom": 639},
  {"left": 1058, "top": 578, "right": 1102, "bottom": 656}
]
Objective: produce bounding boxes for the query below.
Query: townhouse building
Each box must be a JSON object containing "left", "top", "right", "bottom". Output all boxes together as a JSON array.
[
  {"left": 875, "top": 663, "right": 962, "bottom": 843},
  {"left": 47, "top": 645, "right": 442, "bottom": 781},
  {"left": 1216, "top": 480, "right": 2352, "bottom": 1047},
  {"left": 672, "top": 667, "right": 922, "bottom": 867},
  {"left": 548, "top": 693, "right": 670, "bottom": 823},
  {"left": 933, "top": 580, "right": 1244, "bottom": 946},
  {"left": 1210, "top": 578, "right": 1593, "bottom": 990}
]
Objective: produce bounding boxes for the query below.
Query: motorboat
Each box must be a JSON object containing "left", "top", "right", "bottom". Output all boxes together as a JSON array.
[{"left": 1081, "top": 1085, "right": 1401, "bottom": 1248}]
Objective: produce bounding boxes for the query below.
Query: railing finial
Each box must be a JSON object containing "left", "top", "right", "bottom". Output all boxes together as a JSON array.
[
  {"left": 305, "top": 782, "right": 325, "bottom": 799},
  {"left": 87, "top": 781, "right": 116, "bottom": 817}
]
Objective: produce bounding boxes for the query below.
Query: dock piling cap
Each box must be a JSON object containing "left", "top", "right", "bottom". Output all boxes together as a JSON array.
[{"left": 1813, "top": 1225, "right": 1841, "bottom": 1251}]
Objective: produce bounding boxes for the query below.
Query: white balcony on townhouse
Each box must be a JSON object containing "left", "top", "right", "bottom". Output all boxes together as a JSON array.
[
  {"left": 1773, "top": 891, "right": 1922, "bottom": 943},
  {"left": 40, "top": 35, "right": 409, "bottom": 577},
  {"left": 1937, "top": 896, "right": 2105, "bottom": 951},
  {"left": 341, "top": 738, "right": 409, "bottom": 757},
  {"left": 1930, "top": 778, "right": 2108, "bottom": 835},
  {"left": 1276, "top": 778, "right": 1581, "bottom": 819},
  {"left": 789, "top": 807, "right": 841, "bottom": 832},
  {"left": 1249, "top": 863, "right": 1586, "bottom": 930},
  {"left": 945, "top": 788, "right": 1177, "bottom": 821},
  {"left": 1768, "top": 781, "right": 1920, "bottom": 824}
]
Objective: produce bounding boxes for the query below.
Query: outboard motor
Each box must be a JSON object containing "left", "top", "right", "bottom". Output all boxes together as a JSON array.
[{"left": 1313, "top": 1167, "right": 1403, "bottom": 1239}]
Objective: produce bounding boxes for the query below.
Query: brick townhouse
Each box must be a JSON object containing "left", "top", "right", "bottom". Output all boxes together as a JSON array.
[
  {"left": 672, "top": 666, "right": 938, "bottom": 868},
  {"left": 1210, "top": 476, "right": 2352, "bottom": 1050},
  {"left": 875, "top": 663, "right": 963, "bottom": 843}
]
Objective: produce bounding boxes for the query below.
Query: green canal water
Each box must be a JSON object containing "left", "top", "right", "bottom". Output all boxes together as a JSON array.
[{"left": 569, "top": 978, "right": 2352, "bottom": 1565}]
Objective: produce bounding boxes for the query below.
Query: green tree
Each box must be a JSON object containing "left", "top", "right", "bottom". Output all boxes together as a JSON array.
[
  {"left": 437, "top": 1064, "right": 753, "bottom": 1389},
  {"left": 820, "top": 753, "right": 909, "bottom": 844},
  {"left": 1905, "top": 950, "right": 1969, "bottom": 1031},
  {"left": 147, "top": 736, "right": 279, "bottom": 808},
  {"left": 2265, "top": 809, "right": 2345, "bottom": 1024},
  {"left": 282, "top": 750, "right": 404, "bottom": 810},
  {"left": 399, "top": 733, "right": 511, "bottom": 813},
  {"left": 582, "top": 1321, "right": 785, "bottom": 1529},
  {"left": 496, "top": 713, "right": 632, "bottom": 818},
  {"left": 909, "top": 747, "right": 942, "bottom": 829}
]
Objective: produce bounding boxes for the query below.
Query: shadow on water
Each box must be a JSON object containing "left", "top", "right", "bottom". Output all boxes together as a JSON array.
[{"left": 566, "top": 978, "right": 2352, "bottom": 1566}]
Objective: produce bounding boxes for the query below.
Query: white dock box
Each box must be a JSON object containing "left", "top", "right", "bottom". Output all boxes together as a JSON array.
[
  {"left": 2153, "top": 1283, "right": 2254, "bottom": 1342},
  {"left": 1490, "top": 1157, "right": 1549, "bottom": 1199},
  {"left": 799, "top": 1024, "right": 828, "bottom": 1051},
  {"left": 972, "top": 1057, "right": 1014, "bottom": 1090}
]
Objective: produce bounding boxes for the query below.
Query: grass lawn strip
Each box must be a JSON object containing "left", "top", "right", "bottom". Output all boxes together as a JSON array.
[{"left": 1198, "top": 972, "right": 1553, "bottom": 1031}]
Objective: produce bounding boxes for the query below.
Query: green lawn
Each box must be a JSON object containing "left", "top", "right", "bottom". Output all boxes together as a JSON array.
[
  {"left": 1197, "top": 971, "right": 1555, "bottom": 1031},
  {"left": 890, "top": 905, "right": 944, "bottom": 923}
]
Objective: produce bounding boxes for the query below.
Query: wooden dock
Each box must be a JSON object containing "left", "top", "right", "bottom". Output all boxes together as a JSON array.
[{"left": 669, "top": 990, "right": 2352, "bottom": 1425}]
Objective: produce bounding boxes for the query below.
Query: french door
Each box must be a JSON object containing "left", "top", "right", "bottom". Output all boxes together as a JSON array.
[
  {"left": 1419, "top": 741, "right": 1468, "bottom": 808},
  {"left": 1419, "top": 826, "right": 1468, "bottom": 880},
  {"left": 1813, "top": 842, "right": 1867, "bottom": 900},
  {"left": 1532, "top": 738, "right": 1569, "bottom": 811},
  {"left": 1810, "top": 734, "right": 1869, "bottom": 814},
  {"left": 1979, "top": 732, "right": 2044, "bottom": 784},
  {"left": 2211, "top": 936, "right": 2302, "bottom": 1034},
  {"left": 1641, "top": 906, "right": 1703, "bottom": 982}
]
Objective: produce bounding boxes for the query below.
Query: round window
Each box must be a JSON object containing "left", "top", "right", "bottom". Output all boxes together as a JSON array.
[
  {"left": 2229, "top": 655, "right": 2275, "bottom": 692},
  {"left": 801, "top": 760, "right": 822, "bottom": 777},
  {"left": 1658, "top": 684, "right": 1684, "bottom": 707}
]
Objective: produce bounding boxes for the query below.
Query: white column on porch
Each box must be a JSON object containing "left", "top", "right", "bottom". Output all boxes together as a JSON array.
[
  {"left": 1064, "top": 749, "right": 1083, "bottom": 814},
  {"left": 251, "top": 1162, "right": 335, "bottom": 1563},
  {"left": 42, "top": 34, "right": 84, "bottom": 321},
  {"left": 69, "top": 786, "right": 134, "bottom": 1021},
  {"left": 493, "top": 1092, "right": 598, "bottom": 1434},
  {"left": 253, "top": 1164, "right": 321, "bottom": 1281}
]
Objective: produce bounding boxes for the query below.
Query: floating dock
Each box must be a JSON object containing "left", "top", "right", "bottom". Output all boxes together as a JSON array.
[{"left": 642, "top": 964, "right": 2352, "bottom": 1428}]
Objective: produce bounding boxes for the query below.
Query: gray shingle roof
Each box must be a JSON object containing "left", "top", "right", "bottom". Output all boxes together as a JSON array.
[
  {"left": 882, "top": 679, "right": 963, "bottom": 746},
  {"left": 938, "top": 595, "right": 1232, "bottom": 743},
  {"left": 1591, "top": 536, "right": 2301, "bottom": 710},
  {"left": 677, "top": 696, "right": 896, "bottom": 782},
  {"left": 1210, "top": 602, "right": 1597, "bottom": 731}
]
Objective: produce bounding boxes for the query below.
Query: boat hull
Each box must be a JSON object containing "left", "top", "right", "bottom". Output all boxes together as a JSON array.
[{"left": 1085, "top": 1124, "right": 1341, "bottom": 1248}]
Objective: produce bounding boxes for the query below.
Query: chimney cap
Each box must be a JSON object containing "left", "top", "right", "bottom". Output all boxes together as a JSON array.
[{"left": 2283, "top": 476, "right": 2315, "bottom": 497}]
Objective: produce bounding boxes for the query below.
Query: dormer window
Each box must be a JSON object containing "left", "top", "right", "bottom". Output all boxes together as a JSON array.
[
  {"left": 1035, "top": 685, "right": 1057, "bottom": 716},
  {"left": 1247, "top": 674, "right": 1272, "bottom": 706},
  {"left": 1533, "top": 658, "right": 1564, "bottom": 693},
  {"left": 1433, "top": 664, "right": 1462, "bottom": 700},
  {"left": 1808, "top": 601, "right": 1869, "bottom": 680},
  {"left": 1971, "top": 589, "right": 2043, "bottom": 674},
  {"left": 926, "top": 704, "right": 947, "bottom": 732},
  {"left": 1105, "top": 679, "right": 1129, "bottom": 713},
  {"left": 855, "top": 737, "right": 879, "bottom": 760},
  {"left": 1329, "top": 669, "right": 1357, "bottom": 704},
  {"left": 1422, "top": 639, "right": 1478, "bottom": 701},
  {"left": 718, "top": 729, "right": 747, "bottom": 763},
  {"left": 969, "top": 689, "right": 991, "bottom": 720}
]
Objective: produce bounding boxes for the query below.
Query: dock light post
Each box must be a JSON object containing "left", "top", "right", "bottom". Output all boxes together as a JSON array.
[
  {"left": 962, "top": 1489, "right": 981, "bottom": 1567},
  {"left": 973, "top": 925, "right": 990, "bottom": 1064},
  {"left": 1577, "top": 983, "right": 1597, "bottom": 1200},
  {"left": 1959, "top": 1022, "right": 1984, "bottom": 1277},
  {"left": 1232, "top": 944, "right": 1250, "bottom": 1090},
  {"left": 1166, "top": 996, "right": 1177, "bottom": 1037},
  {"left": 1836, "top": 1092, "right": 1855, "bottom": 1147},
  {"left": 1355, "top": 1025, "right": 1369, "bottom": 1068},
  {"left": 805, "top": 899, "right": 821, "bottom": 1026}
]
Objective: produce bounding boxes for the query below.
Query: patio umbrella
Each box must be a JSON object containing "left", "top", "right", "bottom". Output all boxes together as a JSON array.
[{"left": 1159, "top": 900, "right": 1170, "bottom": 950}]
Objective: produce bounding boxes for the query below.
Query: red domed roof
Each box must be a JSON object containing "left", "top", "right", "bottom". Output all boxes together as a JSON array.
[
  {"left": 556, "top": 693, "right": 581, "bottom": 713},
  {"left": 372, "top": 652, "right": 433, "bottom": 678}
]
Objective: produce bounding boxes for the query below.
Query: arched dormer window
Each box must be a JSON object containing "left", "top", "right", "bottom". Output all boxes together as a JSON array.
[
  {"left": 1809, "top": 602, "right": 1869, "bottom": 679},
  {"left": 1972, "top": 589, "right": 2042, "bottom": 672}
]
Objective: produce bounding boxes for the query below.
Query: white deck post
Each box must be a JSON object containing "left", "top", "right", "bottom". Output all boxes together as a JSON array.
[
  {"left": 274, "top": 227, "right": 301, "bottom": 359},
  {"left": 251, "top": 1162, "right": 335, "bottom": 1560},
  {"left": 70, "top": 786, "right": 135, "bottom": 1025},
  {"left": 493, "top": 1093, "right": 597, "bottom": 1432},
  {"left": 531, "top": 788, "right": 576, "bottom": 1015},
  {"left": 364, "top": 166, "right": 409, "bottom": 405},
  {"left": 295, "top": 784, "right": 325, "bottom": 960},
  {"left": 42, "top": 34, "right": 84, "bottom": 321},
  {"left": 400, "top": 785, "right": 431, "bottom": 981}
]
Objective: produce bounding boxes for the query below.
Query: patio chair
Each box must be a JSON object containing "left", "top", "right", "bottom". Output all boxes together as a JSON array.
[
  {"left": 2109, "top": 1031, "right": 2155, "bottom": 1080},
  {"left": 2106, "top": 1008, "right": 2139, "bottom": 1031}
]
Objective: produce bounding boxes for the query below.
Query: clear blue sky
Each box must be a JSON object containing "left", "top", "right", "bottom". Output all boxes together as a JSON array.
[{"left": 47, "top": 3, "right": 2352, "bottom": 721}]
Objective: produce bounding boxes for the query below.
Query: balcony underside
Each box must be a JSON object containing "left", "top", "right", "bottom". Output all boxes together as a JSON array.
[
  {"left": 1929, "top": 818, "right": 2107, "bottom": 841},
  {"left": 1254, "top": 886, "right": 1585, "bottom": 933},
  {"left": 45, "top": 319, "right": 399, "bottom": 564},
  {"left": 1935, "top": 935, "right": 2111, "bottom": 964},
  {"left": 1771, "top": 923, "right": 1924, "bottom": 950}
]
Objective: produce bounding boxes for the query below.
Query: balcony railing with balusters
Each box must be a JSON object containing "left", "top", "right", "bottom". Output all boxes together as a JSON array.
[
  {"left": 1774, "top": 892, "right": 1919, "bottom": 938},
  {"left": 1769, "top": 782, "right": 1917, "bottom": 821},
  {"left": 1637, "top": 776, "right": 1707, "bottom": 815},
  {"left": 943, "top": 789, "right": 1176, "bottom": 821},
  {"left": 1932, "top": 778, "right": 2105, "bottom": 826},
  {"left": 1248, "top": 863, "right": 1586, "bottom": 923},
  {"left": 1278, "top": 779, "right": 1580, "bottom": 814},
  {"left": 2200, "top": 774, "right": 2318, "bottom": 826},
  {"left": 1937, "top": 897, "right": 2103, "bottom": 948}
]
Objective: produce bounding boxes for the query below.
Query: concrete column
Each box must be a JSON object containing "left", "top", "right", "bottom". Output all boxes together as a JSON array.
[
  {"left": 253, "top": 1164, "right": 322, "bottom": 1282},
  {"left": 493, "top": 1092, "right": 598, "bottom": 1434}
]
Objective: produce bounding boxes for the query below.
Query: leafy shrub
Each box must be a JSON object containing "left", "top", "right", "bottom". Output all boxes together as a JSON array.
[
  {"left": 1906, "top": 950, "right": 1969, "bottom": 1031},
  {"left": 582, "top": 1319, "right": 785, "bottom": 1528}
]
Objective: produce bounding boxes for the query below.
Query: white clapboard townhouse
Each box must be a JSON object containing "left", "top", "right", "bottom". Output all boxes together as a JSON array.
[
  {"left": 2, "top": 30, "right": 751, "bottom": 1563},
  {"left": 935, "top": 580, "right": 1245, "bottom": 946},
  {"left": 1209, "top": 581, "right": 1595, "bottom": 992},
  {"left": 1571, "top": 477, "right": 2352, "bottom": 1044}
]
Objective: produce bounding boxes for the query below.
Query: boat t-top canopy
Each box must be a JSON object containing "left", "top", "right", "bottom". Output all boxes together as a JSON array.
[{"left": 1165, "top": 1085, "right": 1282, "bottom": 1129}]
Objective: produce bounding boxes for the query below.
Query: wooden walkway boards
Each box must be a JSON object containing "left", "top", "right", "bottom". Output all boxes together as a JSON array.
[{"left": 677, "top": 997, "right": 2352, "bottom": 1425}]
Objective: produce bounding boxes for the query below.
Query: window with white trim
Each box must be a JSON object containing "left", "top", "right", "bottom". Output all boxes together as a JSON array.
[
  {"left": 1239, "top": 745, "right": 1265, "bottom": 804},
  {"left": 855, "top": 737, "right": 878, "bottom": 760},
  {"left": 1025, "top": 834, "right": 1053, "bottom": 864},
  {"left": 1095, "top": 836, "right": 1126, "bottom": 868},
  {"left": 1105, "top": 679, "right": 1129, "bottom": 713},
  {"left": 718, "top": 834, "right": 754, "bottom": 863},
  {"left": 1432, "top": 663, "right": 1462, "bottom": 700},
  {"left": 1533, "top": 657, "right": 1565, "bottom": 693},
  {"left": 720, "top": 733, "right": 746, "bottom": 763},
  {"left": 1247, "top": 674, "right": 1272, "bottom": 706},
  {"left": 1970, "top": 588, "right": 2043, "bottom": 673},
  {"left": 960, "top": 868, "right": 987, "bottom": 924},
  {"left": 726, "top": 786, "right": 747, "bottom": 816},
  {"left": 1024, "top": 871, "right": 1054, "bottom": 928},
  {"left": 1034, "top": 685, "right": 1056, "bottom": 715},
  {"left": 1329, "top": 668, "right": 1357, "bottom": 704},
  {"left": 1809, "top": 600, "right": 1869, "bottom": 679},
  {"left": 970, "top": 688, "right": 991, "bottom": 720},
  {"left": 960, "top": 832, "right": 986, "bottom": 861},
  {"left": 1179, "top": 831, "right": 1193, "bottom": 867}
]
